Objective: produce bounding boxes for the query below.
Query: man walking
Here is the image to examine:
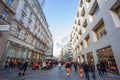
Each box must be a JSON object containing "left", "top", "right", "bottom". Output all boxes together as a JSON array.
[{"left": 82, "top": 62, "right": 90, "bottom": 80}]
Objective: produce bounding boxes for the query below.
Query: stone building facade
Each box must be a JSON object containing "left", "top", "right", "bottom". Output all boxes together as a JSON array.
[
  {"left": 71, "top": 0, "right": 120, "bottom": 75},
  {"left": 0, "top": 0, "right": 53, "bottom": 68}
]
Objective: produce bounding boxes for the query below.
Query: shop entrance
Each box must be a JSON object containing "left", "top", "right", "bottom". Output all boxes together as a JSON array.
[{"left": 97, "top": 46, "right": 119, "bottom": 75}]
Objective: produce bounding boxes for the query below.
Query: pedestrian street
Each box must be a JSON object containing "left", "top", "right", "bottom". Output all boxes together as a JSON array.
[{"left": 0, "top": 65, "right": 120, "bottom": 80}]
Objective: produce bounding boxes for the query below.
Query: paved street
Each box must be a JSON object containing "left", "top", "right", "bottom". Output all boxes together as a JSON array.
[{"left": 0, "top": 66, "right": 120, "bottom": 80}]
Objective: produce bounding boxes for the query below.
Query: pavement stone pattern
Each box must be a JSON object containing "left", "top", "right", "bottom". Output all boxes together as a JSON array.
[{"left": 0, "top": 66, "right": 120, "bottom": 80}]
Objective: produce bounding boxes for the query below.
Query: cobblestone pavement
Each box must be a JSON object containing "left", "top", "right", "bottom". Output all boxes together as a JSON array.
[{"left": 0, "top": 66, "right": 120, "bottom": 80}]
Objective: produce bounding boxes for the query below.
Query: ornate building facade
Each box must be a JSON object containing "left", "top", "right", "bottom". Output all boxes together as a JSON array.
[{"left": 0, "top": 0, "right": 53, "bottom": 68}]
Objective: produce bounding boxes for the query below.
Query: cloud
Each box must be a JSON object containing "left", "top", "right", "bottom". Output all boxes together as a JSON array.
[
  {"left": 53, "top": 34, "right": 71, "bottom": 57},
  {"left": 56, "top": 42, "right": 62, "bottom": 48}
]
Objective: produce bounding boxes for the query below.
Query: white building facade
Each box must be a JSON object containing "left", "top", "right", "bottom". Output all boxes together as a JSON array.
[
  {"left": 71, "top": 0, "right": 120, "bottom": 75},
  {"left": 0, "top": 0, "right": 53, "bottom": 68}
]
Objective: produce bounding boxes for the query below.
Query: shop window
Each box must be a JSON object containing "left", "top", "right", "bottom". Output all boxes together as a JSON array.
[
  {"left": 0, "top": 9, "right": 8, "bottom": 21},
  {"left": 93, "top": 21, "right": 107, "bottom": 40},
  {"left": 97, "top": 46, "right": 119, "bottom": 75}
]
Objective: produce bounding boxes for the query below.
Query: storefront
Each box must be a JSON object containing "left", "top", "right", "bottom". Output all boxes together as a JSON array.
[
  {"left": 6, "top": 42, "right": 29, "bottom": 67},
  {"left": 97, "top": 46, "right": 119, "bottom": 75}
]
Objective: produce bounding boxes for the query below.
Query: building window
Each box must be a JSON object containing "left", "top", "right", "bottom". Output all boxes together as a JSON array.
[
  {"left": 24, "top": 33, "right": 28, "bottom": 40},
  {"left": 6, "top": 0, "right": 13, "bottom": 6},
  {"left": 23, "top": 4, "right": 27, "bottom": 11},
  {"left": 93, "top": 5, "right": 100, "bottom": 18},
  {"left": 94, "top": 22, "right": 107, "bottom": 40},
  {"left": 83, "top": 20, "right": 87, "bottom": 28},
  {"left": 29, "top": 12, "right": 32, "bottom": 17},
  {"left": 115, "top": 5, "right": 120, "bottom": 19},
  {"left": 89, "top": 1, "right": 100, "bottom": 21},
  {"left": 78, "top": 19, "right": 80, "bottom": 26},
  {"left": 77, "top": 11, "right": 79, "bottom": 17},
  {"left": 16, "top": 27, "right": 21, "bottom": 38},
  {"left": 80, "top": 0, "right": 83, "bottom": 7},
  {"left": 86, "top": 0, "right": 91, "bottom": 8},
  {"left": 34, "top": 25, "right": 37, "bottom": 31},
  {"left": 38, "top": 28, "right": 40, "bottom": 33},
  {"left": 85, "top": 35, "right": 91, "bottom": 47},
  {"left": 19, "top": 13, "right": 25, "bottom": 22},
  {"left": 80, "top": 42, "right": 84, "bottom": 50},
  {"left": 27, "top": 20, "right": 31, "bottom": 28},
  {"left": 81, "top": 8, "right": 85, "bottom": 17},
  {"left": 86, "top": 0, "right": 91, "bottom": 2},
  {"left": 0, "top": 9, "right": 8, "bottom": 21}
]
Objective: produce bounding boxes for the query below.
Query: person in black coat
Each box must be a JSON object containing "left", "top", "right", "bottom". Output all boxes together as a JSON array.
[
  {"left": 22, "top": 60, "right": 28, "bottom": 75},
  {"left": 82, "top": 62, "right": 90, "bottom": 80}
]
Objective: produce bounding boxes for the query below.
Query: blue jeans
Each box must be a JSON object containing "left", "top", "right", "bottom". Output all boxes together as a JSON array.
[{"left": 85, "top": 72, "right": 90, "bottom": 80}]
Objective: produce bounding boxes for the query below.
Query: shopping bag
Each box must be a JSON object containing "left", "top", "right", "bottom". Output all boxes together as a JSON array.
[{"left": 80, "top": 73, "right": 83, "bottom": 78}]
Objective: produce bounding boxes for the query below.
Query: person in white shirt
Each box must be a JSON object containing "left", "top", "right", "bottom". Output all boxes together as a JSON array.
[{"left": 58, "top": 62, "right": 61, "bottom": 70}]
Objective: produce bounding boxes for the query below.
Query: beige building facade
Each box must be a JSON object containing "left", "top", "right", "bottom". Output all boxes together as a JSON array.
[
  {"left": 71, "top": 0, "right": 120, "bottom": 75},
  {"left": 0, "top": 0, "right": 53, "bottom": 68}
]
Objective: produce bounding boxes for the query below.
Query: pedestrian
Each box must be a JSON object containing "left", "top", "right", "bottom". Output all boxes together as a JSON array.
[
  {"left": 100, "top": 60, "right": 107, "bottom": 76},
  {"left": 73, "top": 62, "right": 78, "bottom": 73},
  {"left": 4, "top": 60, "right": 10, "bottom": 72},
  {"left": 78, "top": 63, "right": 83, "bottom": 78},
  {"left": 97, "top": 61, "right": 103, "bottom": 77},
  {"left": 58, "top": 62, "right": 62, "bottom": 70},
  {"left": 65, "top": 61, "right": 72, "bottom": 77},
  {"left": 42, "top": 61, "right": 46, "bottom": 70},
  {"left": 91, "top": 63, "right": 96, "bottom": 80},
  {"left": 18, "top": 60, "right": 24, "bottom": 76},
  {"left": 22, "top": 60, "right": 28, "bottom": 75},
  {"left": 82, "top": 62, "right": 90, "bottom": 80}
]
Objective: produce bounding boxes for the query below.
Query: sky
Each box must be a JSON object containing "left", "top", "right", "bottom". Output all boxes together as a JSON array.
[{"left": 41, "top": 0, "right": 79, "bottom": 57}]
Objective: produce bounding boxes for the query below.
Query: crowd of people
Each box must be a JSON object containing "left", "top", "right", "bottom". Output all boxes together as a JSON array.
[
  {"left": 3, "top": 58, "right": 115, "bottom": 79},
  {"left": 4, "top": 58, "right": 58, "bottom": 77},
  {"left": 58, "top": 60, "right": 110, "bottom": 80}
]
